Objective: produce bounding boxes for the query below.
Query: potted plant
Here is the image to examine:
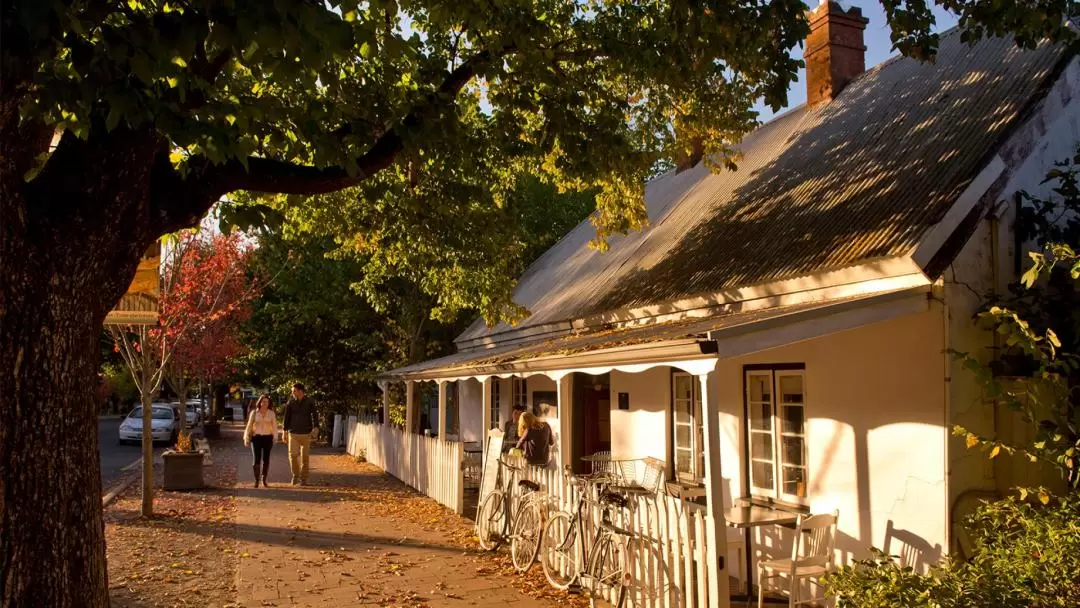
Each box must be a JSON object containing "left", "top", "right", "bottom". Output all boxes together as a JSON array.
[
  {"left": 162, "top": 430, "right": 205, "bottom": 490},
  {"left": 202, "top": 416, "right": 221, "bottom": 439}
]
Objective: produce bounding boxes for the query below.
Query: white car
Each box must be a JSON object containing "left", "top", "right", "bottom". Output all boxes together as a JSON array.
[
  {"left": 180, "top": 402, "right": 201, "bottom": 426},
  {"left": 188, "top": 398, "right": 208, "bottom": 422},
  {"left": 118, "top": 404, "right": 180, "bottom": 445}
]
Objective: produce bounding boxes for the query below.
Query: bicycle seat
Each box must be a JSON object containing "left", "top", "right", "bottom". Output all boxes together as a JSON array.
[
  {"left": 598, "top": 491, "right": 629, "bottom": 509},
  {"left": 518, "top": 479, "right": 541, "bottom": 492}
]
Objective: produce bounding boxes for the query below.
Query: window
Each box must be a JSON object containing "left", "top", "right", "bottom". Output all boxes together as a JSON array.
[
  {"left": 490, "top": 381, "right": 501, "bottom": 430},
  {"left": 511, "top": 377, "right": 528, "bottom": 411},
  {"left": 745, "top": 367, "right": 808, "bottom": 504},
  {"left": 447, "top": 383, "right": 460, "bottom": 435},
  {"left": 672, "top": 373, "right": 705, "bottom": 482}
]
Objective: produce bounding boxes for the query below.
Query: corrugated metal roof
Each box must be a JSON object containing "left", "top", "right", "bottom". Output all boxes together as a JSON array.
[
  {"left": 387, "top": 287, "right": 927, "bottom": 379},
  {"left": 457, "top": 31, "right": 1065, "bottom": 350}
]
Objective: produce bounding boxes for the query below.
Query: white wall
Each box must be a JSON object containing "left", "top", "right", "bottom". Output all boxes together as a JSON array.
[
  {"left": 457, "top": 379, "right": 483, "bottom": 443},
  {"left": 609, "top": 368, "right": 670, "bottom": 461},
  {"left": 526, "top": 374, "right": 557, "bottom": 418},
  {"left": 714, "top": 310, "right": 948, "bottom": 572}
]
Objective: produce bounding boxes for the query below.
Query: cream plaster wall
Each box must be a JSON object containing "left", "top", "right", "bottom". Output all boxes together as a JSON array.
[
  {"left": 457, "top": 379, "right": 484, "bottom": 443},
  {"left": 713, "top": 310, "right": 948, "bottom": 572},
  {"left": 609, "top": 367, "right": 671, "bottom": 461}
]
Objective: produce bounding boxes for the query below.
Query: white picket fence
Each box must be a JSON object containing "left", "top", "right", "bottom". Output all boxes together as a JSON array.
[
  {"left": 347, "top": 421, "right": 464, "bottom": 513},
  {"left": 346, "top": 421, "right": 714, "bottom": 607},
  {"left": 519, "top": 465, "right": 715, "bottom": 608}
]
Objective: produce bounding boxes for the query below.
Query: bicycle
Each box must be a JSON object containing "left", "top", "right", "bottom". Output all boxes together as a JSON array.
[
  {"left": 476, "top": 455, "right": 546, "bottom": 572},
  {"left": 540, "top": 460, "right": 667, "bottom": 607}
]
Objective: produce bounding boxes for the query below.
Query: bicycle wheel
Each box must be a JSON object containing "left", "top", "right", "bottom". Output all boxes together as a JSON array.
[
  {"left": 510, "top": 495, "right": 543, "bottom": 573},
  {"left": 476, "top": 490, "right": 506, "bottom": 551},
  {"left": 539, "top": 511, "right": 578, "bottom": 589},
  {"left": 587, "top": 534, "right": 628, "bottom": 608}
]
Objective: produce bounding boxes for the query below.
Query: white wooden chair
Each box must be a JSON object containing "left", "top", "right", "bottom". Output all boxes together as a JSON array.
[{"left": 756, "top": 509, "right": 839, "bottom": 608}]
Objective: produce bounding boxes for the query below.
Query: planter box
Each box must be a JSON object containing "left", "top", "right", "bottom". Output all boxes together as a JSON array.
[
  {"left": 162, "top": 451, "right": 205, "bottom": 490},
  {"left": 203, "top": 422, "right": 221, "bottom": 440}
]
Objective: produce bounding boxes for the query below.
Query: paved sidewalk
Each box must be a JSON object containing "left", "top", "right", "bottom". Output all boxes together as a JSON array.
[{"left": 233, "top": 444, "right": 567, "bottom": 607}]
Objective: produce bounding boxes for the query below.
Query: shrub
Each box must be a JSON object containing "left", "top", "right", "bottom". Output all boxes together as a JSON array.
[{"left": 827, "top": 491, "right": 1080, "bottom": 608}]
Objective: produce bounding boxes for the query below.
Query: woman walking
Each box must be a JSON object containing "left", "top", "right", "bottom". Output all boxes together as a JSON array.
[
  {"left": 244, "top": 394, "right": 278, "bottom": 488},
  {"left": 515, "top": 412, "right": 555, "bottom": 467}
]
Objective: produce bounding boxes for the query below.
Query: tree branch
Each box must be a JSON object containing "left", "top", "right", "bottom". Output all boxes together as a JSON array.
[{"left": 198, "top": 47, "right": 503, "bottom": 198}]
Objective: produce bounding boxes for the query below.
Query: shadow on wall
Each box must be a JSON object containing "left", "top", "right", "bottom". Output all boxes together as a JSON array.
[{"left": 883, "top": 520, "right": 943, "bottom": 572}]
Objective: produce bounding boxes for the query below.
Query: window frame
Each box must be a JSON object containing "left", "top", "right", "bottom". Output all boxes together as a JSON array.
[
  {"left": 743, "top": 364, "right": 809, "bottom": 507},
  {"left": 490, "top": 381, "right": 501, "bottom": 430},
  {"left": 511, "top": 377, "right": 528, "bottom": 411},
  {"left": 670, "top": 371, "right": 706, "bottom": 483}
]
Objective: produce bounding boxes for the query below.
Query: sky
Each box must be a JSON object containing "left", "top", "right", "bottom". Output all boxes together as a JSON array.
[{"left": 756, "top": 0, "right": 960, "bottom": 120}]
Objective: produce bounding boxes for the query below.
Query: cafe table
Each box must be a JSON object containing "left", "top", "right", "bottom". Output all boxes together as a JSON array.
[{"left": 724, "top": 500, "right": 801, "bottom": 604}]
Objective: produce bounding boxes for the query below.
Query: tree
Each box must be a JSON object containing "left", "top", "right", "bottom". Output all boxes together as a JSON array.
[
  {"left": 1, "top": 2, "right": 1075, "bottom": 605},
  {"left": 237, "top": 176, "right": 595, "bottom": 411},
  {"left": 160, "top": 231, "right": 258, "bottom": 425},
  {"left": 239, "top": 233, "right": 392, "bottom": 412},
  {"left": 107, "top": 231, "right": 256, "bottom": 517}
]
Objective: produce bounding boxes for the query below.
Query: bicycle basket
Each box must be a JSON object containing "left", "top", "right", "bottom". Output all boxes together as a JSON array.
[{"left": 613, "top": 457, "right": 665, "bottom": 493}]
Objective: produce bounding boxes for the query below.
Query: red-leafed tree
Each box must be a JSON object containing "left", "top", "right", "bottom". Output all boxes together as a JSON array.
[
  {"left": 107, "top": 231, "right": 260, "bottom": 516},
  {"left": 160, "top": 231, "right": 258, "bottom": 430}
]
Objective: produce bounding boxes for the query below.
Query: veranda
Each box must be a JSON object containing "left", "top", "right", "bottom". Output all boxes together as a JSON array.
[{"left": 346, "top": 363, "right": 735, "bottom": 608}]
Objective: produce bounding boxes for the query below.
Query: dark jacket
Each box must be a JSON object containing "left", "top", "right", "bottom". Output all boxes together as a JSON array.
[
  {"left": 283, "top": 396, "right": 318, "bottom": 434},
  {"left": 517, "top": 422, "right": 554, "bottom": 466}
]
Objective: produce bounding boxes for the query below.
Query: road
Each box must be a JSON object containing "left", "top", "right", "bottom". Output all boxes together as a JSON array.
[{"left": 98, "top": 417, "right": 165, "bottom": 490}]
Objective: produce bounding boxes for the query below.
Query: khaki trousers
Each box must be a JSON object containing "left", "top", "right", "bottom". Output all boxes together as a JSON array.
[{"left": 287, "top": 432, "right": 312, "bottom": 481}]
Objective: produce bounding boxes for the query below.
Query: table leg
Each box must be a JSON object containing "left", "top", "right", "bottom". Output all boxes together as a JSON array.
[{"left": 745, "top": 526, "right": 754, "bottom": 605}]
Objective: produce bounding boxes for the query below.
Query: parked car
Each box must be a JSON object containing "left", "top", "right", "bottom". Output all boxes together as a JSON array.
[
  {"left": 181, "top": 403, "right": 201, "bottom": 426},
  {"left": 187, "top": 399, "right": 208, "bottom": 422},
  {"left": 118, "top": 404, "right": 180, "bottom": 445}
]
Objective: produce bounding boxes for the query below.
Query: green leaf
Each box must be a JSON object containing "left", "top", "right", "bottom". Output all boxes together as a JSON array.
[
  {"left": 105, "top": 107, "right": 122, "bottom": 132},
  {"left": 1047, "top": 329, "right": 1061, "bottom": 348},
  {"left": 1021, "top": 264, "right": 1040, "bottom": 288}
]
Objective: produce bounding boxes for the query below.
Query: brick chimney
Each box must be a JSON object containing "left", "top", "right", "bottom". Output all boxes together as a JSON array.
[{"left": 805, "top": 0, "right": 868, "bottom": 106}]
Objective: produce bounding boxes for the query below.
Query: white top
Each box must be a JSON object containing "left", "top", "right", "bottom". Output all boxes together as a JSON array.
[{"left": 244, "top": 409, "right": 278, "bottom": 443}]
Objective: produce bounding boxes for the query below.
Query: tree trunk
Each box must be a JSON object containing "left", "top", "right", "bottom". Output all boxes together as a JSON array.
[
  {"left": 140, "top": 386, "right": 154, "bottom": 518},
  {"left": 1, "top": 132, "right": 168, "bottom": 605},
  {"left": 0, "top": 248, "right": 126, "bottom": 606}
]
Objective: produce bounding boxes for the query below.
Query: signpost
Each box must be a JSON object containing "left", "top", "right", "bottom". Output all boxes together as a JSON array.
[{"left": 477, "top": 429, "right": 504, "bottom": 515}]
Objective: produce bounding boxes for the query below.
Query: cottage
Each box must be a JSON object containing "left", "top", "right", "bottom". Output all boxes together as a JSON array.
[{"left": 357, "top": 3, "right": 1080, "bottom": 606}]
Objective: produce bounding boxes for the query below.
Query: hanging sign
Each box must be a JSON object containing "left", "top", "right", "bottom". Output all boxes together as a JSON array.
[{"left": 104, "top": 242, "right": 160, "bottom": 325}]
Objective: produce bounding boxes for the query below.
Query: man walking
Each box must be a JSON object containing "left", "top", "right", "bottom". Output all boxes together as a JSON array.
[{"left": 283, "top": 383, "right": 319, "bottom": 485}]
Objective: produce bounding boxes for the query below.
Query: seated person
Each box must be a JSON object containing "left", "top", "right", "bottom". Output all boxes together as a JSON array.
[{"left": 501, "top": 405, "right": 526, "bottom": 452}]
